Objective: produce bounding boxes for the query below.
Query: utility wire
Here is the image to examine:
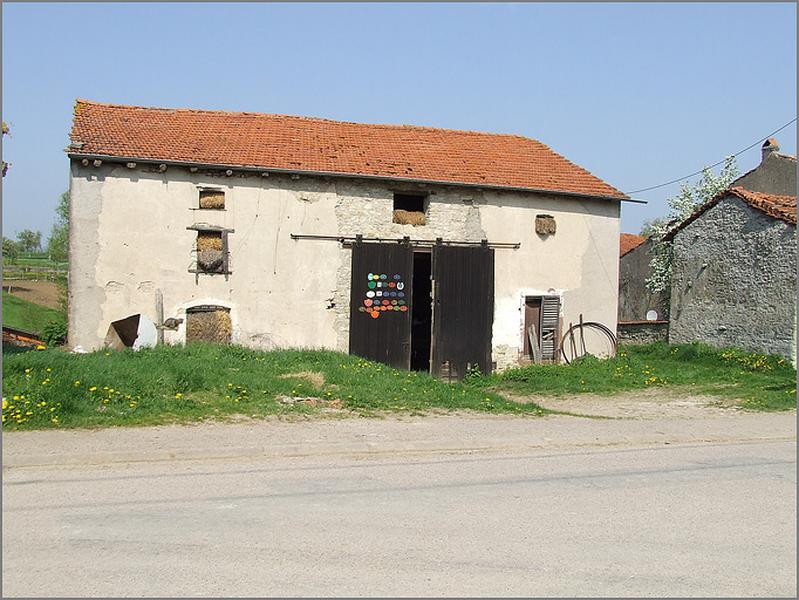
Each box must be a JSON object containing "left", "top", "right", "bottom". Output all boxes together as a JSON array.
[{"left": 626, "top": 117, "right": 797, "bottom": 195}]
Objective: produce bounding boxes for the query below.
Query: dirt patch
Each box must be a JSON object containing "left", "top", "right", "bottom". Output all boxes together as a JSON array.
[
  {"left": 278, "top": 371, "right": 326, "bottom": 390},
  {"left": 3, "top": 280, "right": 61, "bottom": 309},
  {"left": 505, "top": 387, "right": 749, "bottom": 420}
]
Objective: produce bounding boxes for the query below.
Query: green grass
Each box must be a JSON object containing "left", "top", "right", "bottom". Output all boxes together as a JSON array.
[
  {"left": 1, "top": 344, "right": 546, "bottom": 430},
  {"left": 3, "top": 342, "right": 794, "bottom": 431},
  {"left": 3, "top": 252, "right": 67, "bottom": 271},
  {"left": 2, "top": 291, "right": 63, "bottom": 334},
  {"left": 476, "top": 342, "right": 796, "bottom": 412}
]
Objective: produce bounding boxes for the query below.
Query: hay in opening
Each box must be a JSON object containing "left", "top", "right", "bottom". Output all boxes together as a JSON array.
[
  {"left": 186, "top": 307, "right": 231, "bottom": 344},
  {"left": 197, "top": 231, "right": 223, "bottom": 251},
  {"left": 535, "top": 215, "right": 556, "bottom": 235},
  {"left": 199, "top": 190, "right": 225, "bottom": 209},
  {"left": 393, "top": 209, "right": 427, "bottom": 226},
  {"left": 196, "top": 231, "right": 224, "bottom": 272}
]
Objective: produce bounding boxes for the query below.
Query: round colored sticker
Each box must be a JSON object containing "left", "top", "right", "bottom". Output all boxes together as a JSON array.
[
  {"left": 366, "top": 291, "right": 375, "bottom": 298},
  {"left": 394, "top": 274, "right": 401, "bottom": 280},
  {"left": 396, "top": 282, "right": 404, "bottom": 290},
  {"left": 380, "top": 274, "right": 387, "bottom": 280},
  {"left": 382, "top": 299, "right": 390, "bottom": 306},
  {"left": 368, "top": 281, "right": 376, "bottom": 289},
  {"left": 398, "top": 299, "right": 406, "bottom": 305},
  {"left": 389, "top": 282, "right": 396, "bottom": 288},
  {"left": 364, "top": 299, "right": 373, "bottom": 307},
  {"left": 399, "top": 306, "right": 408, "bottom": 312},
  {"left": 371, "top": 312, "right": 379, "bottom": 319},
  {"left": 358, "top": 306, "right": 366, "bottom": 312},
  {"left": 391, "top": 300, "right": 397, "bottom": 305},
  {"left": 367, "top": 273, "right": 373, "bottom": 280},
  {"left": 398, "top": 292, "right": 405, "bottom": 298}
]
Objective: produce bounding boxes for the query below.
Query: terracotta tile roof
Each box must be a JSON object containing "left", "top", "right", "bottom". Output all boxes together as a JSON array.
[
  {"left": 620, "top": 233, "right": 647, "bottom": 257},
  {"left": 68, "top": 100, "right": 627, "bottom": 200},
  {"left": 664, "top": 186, "right": 797, "bottom": 241}
]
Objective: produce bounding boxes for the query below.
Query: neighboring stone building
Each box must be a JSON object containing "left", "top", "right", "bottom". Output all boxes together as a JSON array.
[
  {"left": 666, "top": 184, "right": 796, "bottom": 361},
  {"left": 617, "top": 233, "right": 669, "bottom": 344},
  {"left": 731, "top": 137, "right": 795, "bottom": 196},
  {"left": 67, "top": 100, "right": 630, "bottom": 376},
  {"left": 618, "top": 233, "right": 670, "bottom": 321}
]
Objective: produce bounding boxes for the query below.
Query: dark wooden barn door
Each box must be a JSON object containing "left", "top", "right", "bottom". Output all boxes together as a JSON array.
[
  {"left": 431, "top": 244, "right": 495, "bottom": 379},
  {"left": 349, "top": 242, "right": 414, "bottom": 369}
]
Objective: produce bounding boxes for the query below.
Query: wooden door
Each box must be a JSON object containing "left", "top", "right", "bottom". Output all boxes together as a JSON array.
[
  {"left": 430, "top": 244, "right": 495, "bottom": 379},
  {"left": 349, "top": 242, "right": 414, "bottom": 369}
]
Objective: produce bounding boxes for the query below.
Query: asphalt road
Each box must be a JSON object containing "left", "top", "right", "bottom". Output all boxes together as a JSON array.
[{"left": 3, "top": 415, "right": 796, "bottom": 598}]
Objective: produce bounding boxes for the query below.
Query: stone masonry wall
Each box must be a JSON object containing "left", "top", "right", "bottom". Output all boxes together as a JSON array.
[{"left": 669, "top": 196, "right": 797, "bottom": 360}]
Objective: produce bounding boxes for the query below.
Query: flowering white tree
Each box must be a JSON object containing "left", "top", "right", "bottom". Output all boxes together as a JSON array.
[{"left": 645, "top": 156, "right": 740, "bottom": 297}]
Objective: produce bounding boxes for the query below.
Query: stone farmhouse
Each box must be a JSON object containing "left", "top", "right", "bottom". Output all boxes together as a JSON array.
[
  {"left": 665, "top": 139, "right": 797, "bottom": 361},
  {"left": 67, "top": 100, "right": 630, "bottom": 377}
]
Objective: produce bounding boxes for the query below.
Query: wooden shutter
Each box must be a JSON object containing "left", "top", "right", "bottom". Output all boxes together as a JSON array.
[{"left": 539, "top": 296, "right": 561, "bottom": 361}]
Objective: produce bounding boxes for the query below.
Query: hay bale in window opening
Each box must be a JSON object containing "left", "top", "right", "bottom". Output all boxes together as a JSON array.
[
  {"left": 199, "top": 190, "right": 225, "bottom": 209},
  {"left": 186, "top": 306, "right": 232, "bottom": 344},
  {"left": 196, "top": 231, "right": 224, "bottom": 272},
  {"left": 393, "top": 209, "right": 427, "bottom": 226},
  {"left": 535, "top": 214, "right": 556, "bottom": 235}
]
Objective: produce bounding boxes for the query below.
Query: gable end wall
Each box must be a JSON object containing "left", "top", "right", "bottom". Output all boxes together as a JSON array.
[{"left": 669, "top": 196, "right": 797, "bottom": 361}]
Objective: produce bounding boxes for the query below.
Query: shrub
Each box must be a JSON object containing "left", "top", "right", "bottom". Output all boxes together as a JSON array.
[{"left": 41, "top": 318, "right": 67, "bottom": 347}]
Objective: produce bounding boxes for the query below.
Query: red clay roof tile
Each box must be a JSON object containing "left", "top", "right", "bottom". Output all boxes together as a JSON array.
[
  {"left": 664, "top": 186, "right": 797, "bottom": 241},
  {"left": 620, "top": 233, "right": 647, "bottom": 257},
  {"left": 68, "top": 100, "right": 627, "bottom": 199}
]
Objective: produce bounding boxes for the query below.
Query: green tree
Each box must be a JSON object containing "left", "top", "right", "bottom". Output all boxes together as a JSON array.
[
  {"left": 3, "top": 237, "right": 20, "bottom": 263},
  {"left": 47, "top": 191, "right": 70, "bottom": 261},
  {"left": 639, "top": 217, "right": 667, "bottom": 238},
  {"left": 645, "top": 156, "right": 739, "bottom": 296},
  {"left": 16, "top": 229, "right": 42, "bottom": 253}
]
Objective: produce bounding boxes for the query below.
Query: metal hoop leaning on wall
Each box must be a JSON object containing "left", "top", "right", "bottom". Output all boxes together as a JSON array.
[{"left": 560, "top": 321, "right": 618, "bottom": 364}]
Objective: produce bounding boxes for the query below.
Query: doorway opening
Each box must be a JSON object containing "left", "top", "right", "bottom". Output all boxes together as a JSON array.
[{"left": 410, "top": 251, "right": 432, "bottom": 371}]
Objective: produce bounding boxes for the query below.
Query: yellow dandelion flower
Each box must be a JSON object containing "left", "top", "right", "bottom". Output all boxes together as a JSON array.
[
  {"left": 2, "top": 400, "right": 7, "bottom": 410},
  {"left": 36, "top": 345, "right": 46, "bottom": 351},
  {"left": 24, "top": 368, "right": 32, "bottom": 374},
  {"left": 89, "top": 386, "right": 97, "bottom": 392}
]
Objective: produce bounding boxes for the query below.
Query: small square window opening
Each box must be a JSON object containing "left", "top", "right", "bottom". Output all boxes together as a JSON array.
[
  {"left": 393, "top": 193, "right": 427, "bottom": 226},
  {"left": 196, "top": 231, "right": 225, "bottom": 273},
  {"left": 199, "top": 189, "right": 225, "bottom": 210}
]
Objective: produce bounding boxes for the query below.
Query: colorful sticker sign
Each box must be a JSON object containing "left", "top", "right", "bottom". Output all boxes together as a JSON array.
[{"left": 362, "top": 273, "right": 407, "bottom": 319}]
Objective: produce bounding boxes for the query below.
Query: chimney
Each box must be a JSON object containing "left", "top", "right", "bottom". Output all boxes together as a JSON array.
[{"left": 761, "top": 137, "right": 779, "bottom": 161}]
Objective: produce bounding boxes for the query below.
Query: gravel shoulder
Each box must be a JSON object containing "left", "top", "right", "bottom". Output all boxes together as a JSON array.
[
  {"left": 3, "top": 390, "right": 795, "bottom": 469},
  {"left": 513, "top": 387, "right": 746, "bottom": 419}
]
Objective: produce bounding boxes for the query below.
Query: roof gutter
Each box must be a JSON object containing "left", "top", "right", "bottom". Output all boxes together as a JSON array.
[{"left": 67, "top": 152, "right": 645, "bottom": 204}]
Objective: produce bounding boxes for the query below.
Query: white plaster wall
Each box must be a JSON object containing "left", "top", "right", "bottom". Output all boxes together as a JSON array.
[{"left": 69, "top": 162, "right": 620, "bottom": 369}]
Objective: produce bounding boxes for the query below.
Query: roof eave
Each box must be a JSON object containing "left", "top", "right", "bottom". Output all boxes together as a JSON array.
[{"left": 67, "top": 152, "right": 637, "bottom": 203}]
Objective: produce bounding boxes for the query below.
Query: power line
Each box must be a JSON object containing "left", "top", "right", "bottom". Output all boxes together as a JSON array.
[{"left": 626, "top": 118, "right": 797, "bottom": 195}]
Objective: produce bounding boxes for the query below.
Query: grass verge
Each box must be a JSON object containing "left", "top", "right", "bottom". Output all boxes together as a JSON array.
[
  {"left": 2, "top": 291, "right": 63, "bottom": 334},
  {"left": 1, "top": 344, "right": 545, "bottom": 430},
  {"left": 474, "top": 342, "right": 796, "bottom": 412}
]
